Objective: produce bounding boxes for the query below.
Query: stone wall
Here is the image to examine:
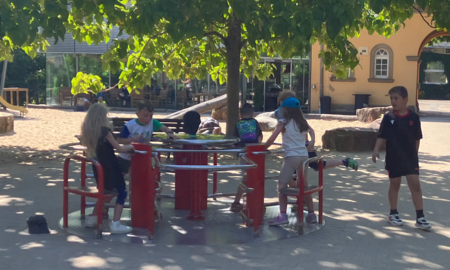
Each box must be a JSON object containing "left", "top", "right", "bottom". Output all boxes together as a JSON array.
[
  {"left": 356, "top": 106, "right": 392, "bottom": 123},
  {"left": 0, "top": 112, "right": 14, "bottom": 133},
  {"left": 322, "top": 127, "right": 385, "bottom": 152}
]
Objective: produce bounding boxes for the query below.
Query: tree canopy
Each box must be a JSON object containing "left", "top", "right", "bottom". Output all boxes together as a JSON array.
[{"left": 0, "top": 0, "right": 448, "bottom": 134}]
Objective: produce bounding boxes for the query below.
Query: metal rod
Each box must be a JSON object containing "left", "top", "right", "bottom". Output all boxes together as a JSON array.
[
  {"left": 159, "top": 163, "right": 256, "bottom": 172},
  {"left": 154, "top": 148, "right": 245, "bottom": 154},
  {"left": 252, "top": 149, "right": 285, "bottom": 155},
  {"left": 207, "top": 74, "right": 210, "bottom": 95},
  {"left": 263, "top": 58, "right": 266, "bottom": 111},
  {"left": 174, "top": 80, "right": 177, "bottom": 109},
  {"left": 302, "top": 156, "right": 323, "bottom": 173},
  {"left": 207, "top": 192, "right": 237, "bottom": 198},
  {"left": 264, "top": 201, "right": 298, "bottom": 207},
  {"left": 290, "top": 59, "right": 293, "bottom": 91},
  {"left": 238, "top": 154, "right": 253, "bottom": 165},
  {"left": 0, "top": 60, "right": 7, "bottom": 97},
  {"left": 302, "top": 58, "right": 305, "bottom": 105}
]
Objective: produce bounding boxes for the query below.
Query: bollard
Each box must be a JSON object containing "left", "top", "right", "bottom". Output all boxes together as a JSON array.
[
  {"left": 130, "top": 143, "right": 156, "bottom": 237},
  {"left": 187, "top": 148, "right": 205, "bottom": 220},
  {"left": 318, "top": 159, "right": 324, "bottom": 224},
  {"left": 213, "top": 151, "right": 218, "bottom": 196},
  {"left": 297, "top": 169, "right": 305, "bottom": 234},
  {"left": 243, "top": 144, "right": 266, "bottom": 235},
  {"left": 174, "top": 145, "right": 208, "bottom": 211}
]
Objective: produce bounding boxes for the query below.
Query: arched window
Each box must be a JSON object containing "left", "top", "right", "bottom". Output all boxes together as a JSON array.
[
  {"left": 369, "top": 44, "right": 394, "bottom": 83},
  {"left": 374, "top": 49, "right": 389, "bottom": 79}
]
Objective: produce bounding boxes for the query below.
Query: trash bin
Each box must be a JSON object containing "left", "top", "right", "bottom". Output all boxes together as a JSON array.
[
  {"left": 353, "top": 94, "right": 371, "bottom": 114},
  {"left": 265, "top": 93, "right": 279, "bottom": 111},
  {"left": 264, "top": 85, "right": 282, "bottom": 111},
  {"left": 320, "top": 96, "right": 331, "bottom": 114}
]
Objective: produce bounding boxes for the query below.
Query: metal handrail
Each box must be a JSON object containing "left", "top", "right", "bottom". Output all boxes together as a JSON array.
[
  {"left": 154, "top": 148, "right": 245, "bottom": 154},
  {"left": 252, "top": 148, "right": 285, "bottom": 155},
  {"left": 302, "top": 156, "right": 323, "bottom": 172},
  {"left": 158, "top": 153, "right": 257, "bottom": 172},
  {"left": 159, "top": 163, "right": 256, "bottom": 172},
  {"left": 238, "top": 153, "right": 253, "bottom": 164},
  {"left": 264, "top": 156, "right": 323, "bottom": 182}
]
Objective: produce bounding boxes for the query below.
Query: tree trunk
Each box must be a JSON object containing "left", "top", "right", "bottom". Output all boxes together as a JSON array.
[
  {"left": 225, "top": 18, "right": 242, "bottom": 137},
  {"left": 163, "top": 94, "right": 227, "bottom": 119}
]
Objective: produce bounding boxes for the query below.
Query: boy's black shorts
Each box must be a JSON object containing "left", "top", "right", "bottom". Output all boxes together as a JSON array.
[
  {"left": 293, "top": 151, "right": 327, "bottom": 178},
  {"left": 387, "top": 168, "right": 419, "bottom": 179},
  {"left": 118, "top": 157, "right": 131, "bottom": 174},
  {"left": 308, "top": 151, "right": 326, "bottom": 171}
]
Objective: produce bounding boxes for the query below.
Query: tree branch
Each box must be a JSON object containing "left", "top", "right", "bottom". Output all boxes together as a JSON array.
[
  {"left": 164, "top": 40, "right": 187, "bottom": 61},
  {"left": 101, "top": 83, "right": 119, "bottom": 92},
  {"left": 413, "top": 6, "right": 437, "bottom": 29},
  {"left": 240, "top": 39, "right": 248, "bottom": 49},
  {"left": 204, "top": 31, "right": 229, "bottom": 47}
]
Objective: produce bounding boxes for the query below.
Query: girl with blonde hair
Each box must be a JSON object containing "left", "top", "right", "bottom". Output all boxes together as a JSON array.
[{"left": 81, "top": 103, "right": 135, "bottom": 234}]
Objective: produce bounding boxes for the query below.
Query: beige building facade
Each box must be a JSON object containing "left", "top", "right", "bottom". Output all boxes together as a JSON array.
[{"left": 309, "top": 13, "right": 447, "bottom": 114}]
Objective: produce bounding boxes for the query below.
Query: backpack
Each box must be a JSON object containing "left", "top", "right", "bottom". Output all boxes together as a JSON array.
[{"left": 27, "top": 215, "right": 50, "bottom": 234}]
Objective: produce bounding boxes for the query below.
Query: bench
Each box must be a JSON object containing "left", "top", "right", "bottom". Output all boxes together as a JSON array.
[
  {"left": 110, "top": 117, "right": 184, "bottom": 135},
  {"left": 110, "top": 117, "right": 184, "bottom": 163},
  {"left": 58, "top": 87, "right": 74, "bottom": 106}
]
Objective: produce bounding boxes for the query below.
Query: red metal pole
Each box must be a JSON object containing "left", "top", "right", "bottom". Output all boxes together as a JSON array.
[
  {"left": 130, "top": 143, "right": 155, "bottom": 230},
  {"left": 188, "top": 150, "right": 205, "bottom": 220},
  {"left": 63, "top": 158, "right": 70, "bottom": 228},
  {"left": 213, "top": 152, "right": 218, "bottom": 195},
  {"left": 244, "top": 144, "right": 266, "bottom": 234},
  {"left": 298, "top": 169, "right": 305, "bottom": 234},
  {"left": 318, "top": 159, "right": 324, "bottom": 224},
  {"left": 93, "top": 160, "right": 104, "bottom": 231},
  {"left": 157, "top": 152, "right": 161, "bottom": 183}
]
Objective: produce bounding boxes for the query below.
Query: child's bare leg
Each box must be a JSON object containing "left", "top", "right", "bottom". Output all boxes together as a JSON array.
[
  {"left": 231, "top": 163, "right": 247, "bottom": 211},
  {"left": 389, "top": 177, "right": 402, "bottom": 210},
  {"left": 302, "top": 170, "right": 314, "bottom": 212},
  {"left": 323, "top": 160, "right": 344, "bottom": 169},
  {"left": 278, "top": 182, "right": 289, "bottom": 213},
  {"left": 90, "top": 197, "right": 113, "bottom": 216},
  {"left": 405, "top": 174, "right": 424, "bottom": 211},
  {"left": 113, "top": 204, "right": 124, "bottom": 222},
  {"left": 288, "top": 178, "right": 297, "bottom": 187},
  {"left": 233, "top": 182, "right": 245, "bottom": 204},
  {"left": 112, "top": 187, "right": 128, "bottom": 222}
]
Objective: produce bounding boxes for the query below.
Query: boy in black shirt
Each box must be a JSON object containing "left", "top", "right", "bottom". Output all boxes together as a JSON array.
[
  {"left": 372, "top": 86, "right": 431, "bottom": 230},
  {"left": 230, "top": 103, "right": 263, "bottom": 212}
]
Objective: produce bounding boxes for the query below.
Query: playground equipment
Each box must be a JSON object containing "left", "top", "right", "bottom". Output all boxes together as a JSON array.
[
  {"left": 0, "top": 96, "right": 28, "bottom": 116},
  {"left": 59, "top": 137, "right": 325, "bottom": 244},
  {"left": 62, "top": 145, "right": 156, "bottom": 239}
]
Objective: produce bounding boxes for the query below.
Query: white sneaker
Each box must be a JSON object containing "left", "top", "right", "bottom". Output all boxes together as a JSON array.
[
  {"left": 415, "top": 217, "right": 432, "bottom": 230},
  {"left": 110, "top": 220, "right": 133, "bottom": 234},
  {"left": 388, "top": 214, "right": 403, "bottom": 226},
  {"left": 85, "top": 215, "right": 98, "bottom": 228},
  {"left": 268, "top": 213, "right": 289, "bottom": 226}
]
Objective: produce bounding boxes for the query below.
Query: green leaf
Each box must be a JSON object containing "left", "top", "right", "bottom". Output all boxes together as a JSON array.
[
  {"left": 326, "top": 18, "right": 343, "bottom": 40},
  {"left": 156, "top": 59, "right": 163, "bottom": 69}
]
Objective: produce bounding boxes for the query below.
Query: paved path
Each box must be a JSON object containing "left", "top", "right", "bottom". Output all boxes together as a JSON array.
[
  {"left": 419, "top": 99, "right": 450, "bottom": 113},
  {"left": 1, "top": 117, "right": 449, "bottom": 270}
]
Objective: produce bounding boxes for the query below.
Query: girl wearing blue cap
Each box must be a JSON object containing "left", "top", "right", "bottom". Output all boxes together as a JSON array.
[{"left": 265, "top": 97, "right": 317, "bottom": 225}]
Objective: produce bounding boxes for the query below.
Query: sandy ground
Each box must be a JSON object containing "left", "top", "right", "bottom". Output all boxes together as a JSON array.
[
  {"left": 0, "top": 108, "right": 369, "bottom": 164},
  {"left": 0, "top": 117, "right": 449, "bottom": 270}
]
